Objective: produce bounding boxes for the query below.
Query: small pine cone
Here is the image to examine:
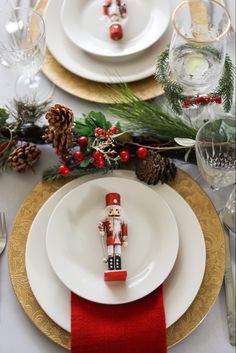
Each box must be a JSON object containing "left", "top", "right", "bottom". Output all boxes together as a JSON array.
[
  {"left": 8, "top": 143, "right": 41, "bottom": 173},
  {"left": 135, "top": 151, "right": 177, "bottom": 185},
  {"left": 42, "top": 127, "right": 55, "bottom": 144},
  {"left": 45, "top": 104, "right": 74, "bottom": 132}
]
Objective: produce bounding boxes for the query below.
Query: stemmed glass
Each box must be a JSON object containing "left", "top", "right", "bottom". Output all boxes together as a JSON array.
[
  {"left": 169, "top": 0, "right": 231, "bottom": 126},
  {"left": 0, "top": 6, "right": 54, "bottom": 101},
  {"left": 195, "top": 115, "right": 236, "bottom": 229}
]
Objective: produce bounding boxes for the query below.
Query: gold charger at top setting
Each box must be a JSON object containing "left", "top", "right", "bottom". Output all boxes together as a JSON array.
[
  {"left": 8, "top": 169, "right": 225, "bottom": 350},
  {"left": 37, "top": 0, "right": 163, "bottom": 104}
]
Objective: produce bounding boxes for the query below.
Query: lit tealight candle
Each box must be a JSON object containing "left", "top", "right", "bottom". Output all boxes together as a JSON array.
[{"left": 184, "top": 54, "right": 209, "bottom": 76}]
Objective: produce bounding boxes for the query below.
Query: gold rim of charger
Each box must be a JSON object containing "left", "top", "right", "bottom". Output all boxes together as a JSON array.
[{"left": 8, "top": 169, "right": 225, "bottom": 350}]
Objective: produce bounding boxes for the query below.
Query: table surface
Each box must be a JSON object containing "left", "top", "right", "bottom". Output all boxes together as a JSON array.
[{"left": 0, "top": 0, "right": 235, "bottom": 352}]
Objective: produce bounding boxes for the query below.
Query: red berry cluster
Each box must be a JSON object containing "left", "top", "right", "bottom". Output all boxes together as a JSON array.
[
  {"left": 119, "top": 147, "right": 148, "bottom": 162},
  {"left": 58, "top": 126, "right": 149, "bottom": 177},
  {"left": 58, "top": 150, "right": 85, "bottom": 176},
  {"left": 94, "top": 126, "right": 119, "bottom": 140},
  {"left": 58, "top": 135, "right": 88, "bottom": 176},
  {"left": 183, "top": 96, "right": 222, "bottom": 109},
  {"left": 92, "top": 150, "right": 105, "bottom": 168}
]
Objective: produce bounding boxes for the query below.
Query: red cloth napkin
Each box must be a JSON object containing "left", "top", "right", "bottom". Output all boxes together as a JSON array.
[{"left": 71, "top": 285, "right": 167, "bottom": 353}]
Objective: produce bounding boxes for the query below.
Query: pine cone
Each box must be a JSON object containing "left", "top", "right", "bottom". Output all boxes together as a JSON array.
[
  {"left": 44, "top": 104, "right": 74, "bottom": 153},
  {"left": 52, "top": 130, "right": 73, "bottom": 153},
  {"left": 42, "top": 127, "right": 54, "bottom": 144},
  {"left": 135, "top": 151, "right": 177, "bottom": 185},
  {"left": 45, "top": 104, "right": 74, "bottom": 132},
  {"left": 8, "top": 143, "right": 41, "bottom": 172}
]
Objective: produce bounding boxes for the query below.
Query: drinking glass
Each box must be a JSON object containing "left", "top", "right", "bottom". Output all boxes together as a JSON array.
[
  {"left": 195, "top": 115, "right": 236, "bottom": 222},
  {"left": 169, "top": 0, "right": 231, "bottom": 96},
  {"left": 0, "top": 6, "right": 54, "bottom": 101}
]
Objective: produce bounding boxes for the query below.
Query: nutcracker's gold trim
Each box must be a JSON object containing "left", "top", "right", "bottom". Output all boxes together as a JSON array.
[
  {"left": 8, "top": 169, "right": 225, "bottom": 349},
  {"left": 36, "top": 0, "right": 163, "bottom": 104},
  {"left": 172, "top": 0, "right": 231, "bottom": 44}
]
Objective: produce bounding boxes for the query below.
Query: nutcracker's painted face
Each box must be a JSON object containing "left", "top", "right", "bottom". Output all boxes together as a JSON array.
[{"left": 106, "top": 207, "right": 121, "bottom": 218}]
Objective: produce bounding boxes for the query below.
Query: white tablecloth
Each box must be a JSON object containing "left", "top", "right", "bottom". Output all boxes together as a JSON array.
[{"left": 0, "top": 0, "right": 235, "bottom": 352}]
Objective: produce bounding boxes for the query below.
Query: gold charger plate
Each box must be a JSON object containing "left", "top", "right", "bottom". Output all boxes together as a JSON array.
[
  {"left": 8, "top": 169, "right": 225, "bottom": 350},
  {"left": 37, "top": 0, "right": 163, "bottom": 104}
]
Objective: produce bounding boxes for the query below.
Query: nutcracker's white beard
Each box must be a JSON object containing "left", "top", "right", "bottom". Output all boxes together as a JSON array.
[{"left": 108, "top": 217, "right": 121, "bottom": 236}]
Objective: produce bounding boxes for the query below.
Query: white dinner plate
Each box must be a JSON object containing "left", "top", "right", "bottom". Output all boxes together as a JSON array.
[
  {"left": 44, "top": 0, "right": 173, "bottom": 83},
  {"left": 26, "top": 170, "right": 206, "bottom": 331},
  {"left": 61, "top": 0, "right": 170, "bottom": 58},
  {"left": 46, "top": 177, "right": 179, "bottom": 304}
]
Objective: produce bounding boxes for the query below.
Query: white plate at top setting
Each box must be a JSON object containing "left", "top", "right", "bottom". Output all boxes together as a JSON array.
[
  {"left": 61, "top": 0, "right": 171, "bottom": 58},
  {"left": 45, "top": 177, "right": 179, "bottom": 305},
  {"left": 44, "top": 0, "right": 173, "bottom": 83}
]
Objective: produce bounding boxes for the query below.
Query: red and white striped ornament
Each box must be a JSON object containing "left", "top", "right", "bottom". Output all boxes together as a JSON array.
[{"left": 103, "top": 0, "right": 127, "bottom": 41}]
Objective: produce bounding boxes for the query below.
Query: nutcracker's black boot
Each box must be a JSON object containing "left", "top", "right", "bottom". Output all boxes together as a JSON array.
[
  {"left": 115, "top": 255, "right": 121, "bottom": 270},
  {"left": 108, "top": 256, "right": 114, "bottom": 270}
]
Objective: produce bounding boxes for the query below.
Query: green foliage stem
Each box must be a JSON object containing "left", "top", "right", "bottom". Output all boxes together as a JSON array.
[
  {"left": 42, "top": 165, "right": 107, "bottom": 181},
  {"left": 108, "top": 85, "right": 197, "bottom": 139}
]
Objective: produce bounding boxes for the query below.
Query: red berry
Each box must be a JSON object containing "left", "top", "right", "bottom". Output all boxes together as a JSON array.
[
  {"left": 77, "top": 136, "right": 88, "bottom": 148},
  {"left": 94, "top": 127, "right": 105, "bottom": 136},
  {"left": 92, "top": 150, "right": 103, "bottom": 159},
  {"left": 58, "top": 164, "right": 70, "bottom": 176},
  {"left": 94, "top": 157, "right": 105, "bottom": 168},
  {"left": 73, "top": 151, "right": 84, "bottom": 162},
  {"left": 107, "top": 127, "right": 118, "bottom": 135},
  {"left": 215, "top": 96, "right": 222, "bottom": 104},
  {"left": 0, "top": 152, "right": 3, "bottom": 158},
  {"left": 119, "top": 150, "right": 130, "bottom": 162},
  {"left": 136, "top": 147, "right": 148, "bottom": 159}
]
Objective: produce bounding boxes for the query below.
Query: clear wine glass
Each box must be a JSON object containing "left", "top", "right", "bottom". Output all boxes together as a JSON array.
[
  {"left": 169, "top": 0, "right": 231, "bottom": 96},
  {"left": 0, "top": 6, "right": 54, "bottom": 101},
  {"left": 169, "top": 0, "right": 231, "bottom": 128},
  {"left": 195, "top": 115, "right": 236, "bottom": 225}
]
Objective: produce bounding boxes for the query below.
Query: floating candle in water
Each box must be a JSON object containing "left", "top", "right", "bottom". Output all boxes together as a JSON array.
[{"left": 184, "top": 54, "right": 209, "bottom": 76}]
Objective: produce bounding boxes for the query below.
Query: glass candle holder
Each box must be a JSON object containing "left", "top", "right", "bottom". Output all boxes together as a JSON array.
[{"left": 169, "top": 0, "right": 231, "bottom": 95}]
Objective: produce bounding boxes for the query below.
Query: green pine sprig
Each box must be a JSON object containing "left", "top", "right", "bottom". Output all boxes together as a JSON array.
[
  {"left": 155, "top": 47, "right": 186, "bottom": 115},
  {"left": 0, "top": 107, "right": 9, "bottom": 126},
  {"left": 108, "top": 84, "right": 197, "bottom": 139},
  {"left": 5, "top": 98, "right": 52, "bottom": 132},
  {"left": 155, "top": 47, "right": 235, "bottom": 114},
  {"left": 210, "top": 54, "right": 235, "bottom": 112}
]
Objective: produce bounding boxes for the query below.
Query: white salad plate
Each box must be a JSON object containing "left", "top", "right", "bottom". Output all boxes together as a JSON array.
[
  {"left": 44, "top": 0, "right": 174, "bottom": 83},
  {"left": 45, "top": 177, "right": 179, "bottom": 304},
  {"left": 61, "top": 0, "right": 170, "bottom": 58},
  {"left": 26, "top": 170, "right": 206, "bottom": 332}
]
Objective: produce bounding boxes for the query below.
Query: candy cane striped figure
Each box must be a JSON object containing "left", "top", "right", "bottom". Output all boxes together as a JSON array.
[
  {"left": 98, "top": 193, "right": 128, "bottom": 281},
  {"left": 103, "top": 0, "right": 127, "bottom": 40}
]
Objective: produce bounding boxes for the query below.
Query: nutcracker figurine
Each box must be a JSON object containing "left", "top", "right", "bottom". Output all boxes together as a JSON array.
[
  {"left": 103, "top": 0, "right": 127, "bottom": 41},
  {"left": 98, "top": 193, "right": 128, "bottom": 281}
]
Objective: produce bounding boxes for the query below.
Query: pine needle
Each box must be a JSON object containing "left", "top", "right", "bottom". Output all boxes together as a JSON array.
[
  {"left": 108, "top": 85, "right": 197, "bottom": 139},
  {"left": 211, "top": 54, "right": 235, "bottom": 112}
]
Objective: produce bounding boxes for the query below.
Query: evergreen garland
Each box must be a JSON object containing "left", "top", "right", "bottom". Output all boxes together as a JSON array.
[
  {"left": 155, "top": 47, "right": 186, "bottom": 115},
  {"left": 210, "top": 54, "right": 235, "bottom": 112},
  {"left": 155, "top": 47, "right": 235, "bottom": 115}
]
